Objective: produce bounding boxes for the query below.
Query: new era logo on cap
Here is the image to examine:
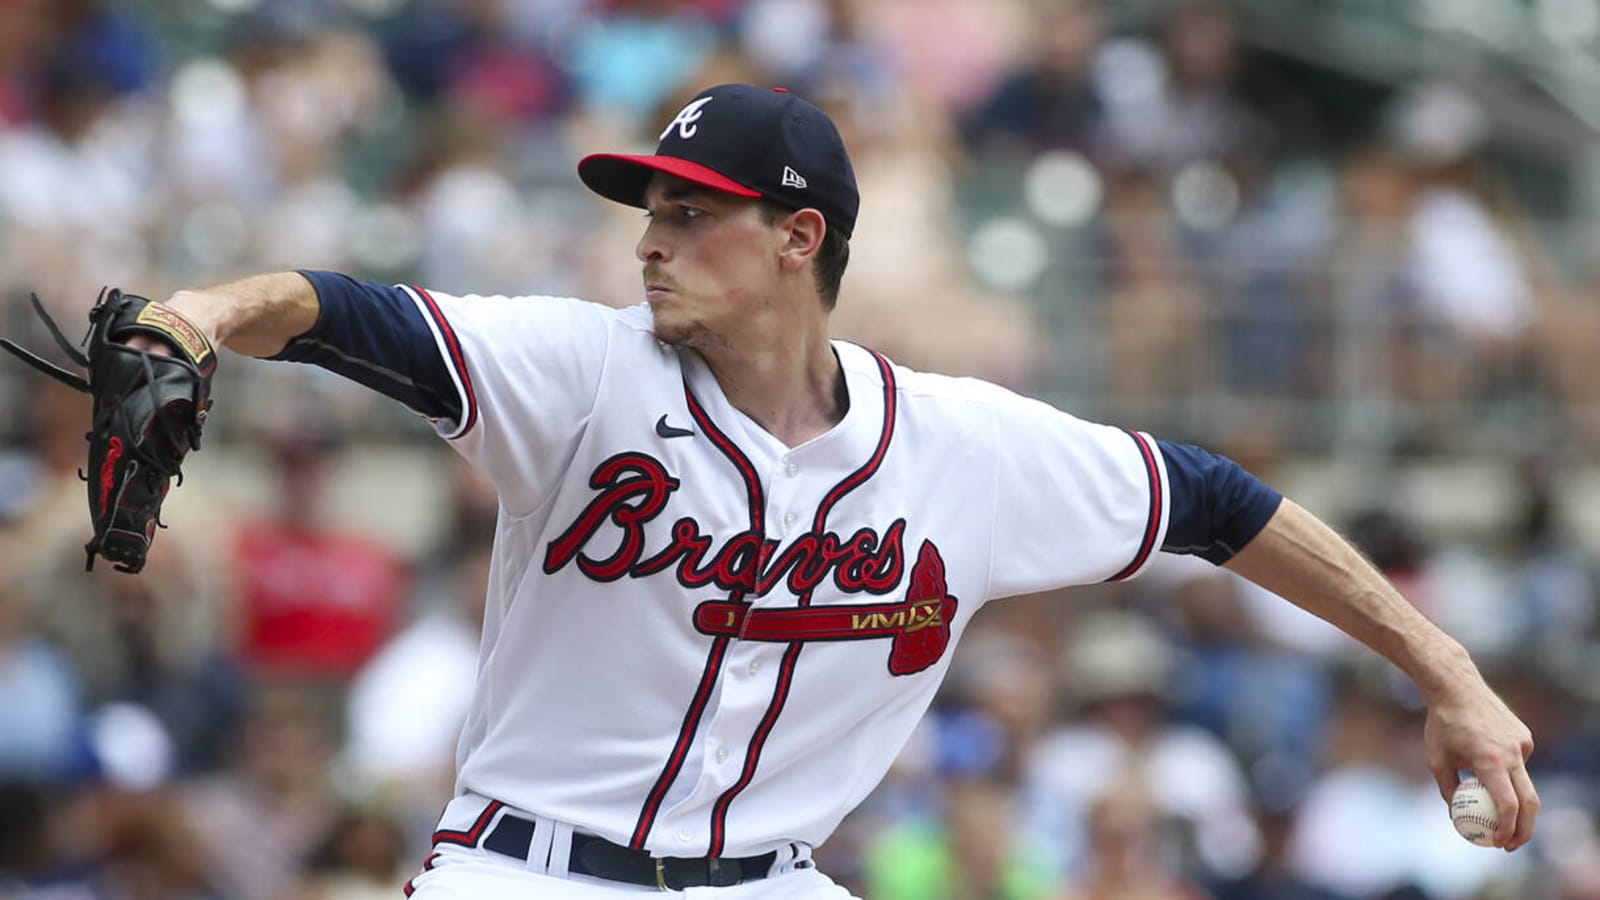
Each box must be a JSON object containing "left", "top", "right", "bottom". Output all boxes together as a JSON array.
[{"left": 577, "top": 84, "right": 860, "bottom": 237}]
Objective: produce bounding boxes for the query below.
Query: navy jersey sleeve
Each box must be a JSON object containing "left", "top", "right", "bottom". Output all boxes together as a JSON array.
[
  {"left": 1158, "top": 441, "right": 1283, "bottom": 564},
  {"left": 269, "top": 270, "right": 462, "bottom": 422}
]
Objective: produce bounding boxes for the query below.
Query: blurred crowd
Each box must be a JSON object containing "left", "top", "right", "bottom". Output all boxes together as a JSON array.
[
  {"left": 2, "top": 0, "right": 1600, "bottom": 898},
  {"left": 2, "top": 0, "right": 1599, "bottom": 451}
]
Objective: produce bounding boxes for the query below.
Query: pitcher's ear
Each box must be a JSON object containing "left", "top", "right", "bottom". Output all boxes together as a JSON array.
[{"left": 779, "top": 207, "right": 827, "bottom": 270}]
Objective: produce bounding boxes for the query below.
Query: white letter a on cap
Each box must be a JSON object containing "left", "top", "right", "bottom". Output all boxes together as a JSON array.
[
  {"left": 782, "top": 166, "right": 808, "bottom": 189},
  {"left": 661, "top": 97, "right": 714, "bottom": 141}
]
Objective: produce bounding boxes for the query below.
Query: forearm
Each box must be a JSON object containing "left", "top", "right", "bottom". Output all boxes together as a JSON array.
[
  {"left": 165, "top": 271, "right": 320, "bottom": 358},
  {"left": 1222, "top": 499, "right": 1478, "bottom": 703}
]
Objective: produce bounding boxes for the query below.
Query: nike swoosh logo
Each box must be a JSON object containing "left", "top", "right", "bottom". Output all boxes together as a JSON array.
[{"left": 655, "top": 414, "right": 695, "bottom": 439}]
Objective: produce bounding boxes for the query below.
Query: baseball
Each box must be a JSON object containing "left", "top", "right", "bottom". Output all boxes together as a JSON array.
[{"left": 1451, "top": 777, "right": 1499, "bottom": 847}]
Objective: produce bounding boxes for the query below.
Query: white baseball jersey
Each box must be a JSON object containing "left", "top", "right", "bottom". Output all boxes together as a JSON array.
[{"left": 389, "top": 287, "right": 1171, "bottom": 859}]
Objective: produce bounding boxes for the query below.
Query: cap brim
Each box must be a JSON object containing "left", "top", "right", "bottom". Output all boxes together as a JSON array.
[{"left": 578, "top": 153, "right": 763, "bottom": 209}]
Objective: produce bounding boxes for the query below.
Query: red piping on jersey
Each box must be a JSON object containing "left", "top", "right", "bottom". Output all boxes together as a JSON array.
[
  {"left": 629, "top": 387, "right": 765, "bottom": 851},
  {"left": 708, "top": 639, "right": 803, "bottom": 852},
  {"left": 430, "top": 800, "right": 504, "bottom": 848},
  {"left": 1107, "top": 430, "right": 1162, "bottom": 581},
  {"left": 629, "top": 634, "right": 733, "bottom": 849},
  {"left": 807, "top": 352, "right": 899, "bottom": 558},
  {"left": 402, "top": 852, "right": 440, "bottom": 897},
  {"left": 707, "top": 349, "right": 898, "bottom": 857},
  {"left": 405, "top": 799, "right": 500, "bottom": 892},
  {"left": 686, "top": 388, "right": 766, "bottom": 524},
  {"left": 412, "top": 286, "right": 479, "bottom": 438}
]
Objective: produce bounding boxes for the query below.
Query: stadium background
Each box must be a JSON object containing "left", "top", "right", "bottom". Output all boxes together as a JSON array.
[{"left": 1, "top": 0, "right": 1598, "bottom": 897}]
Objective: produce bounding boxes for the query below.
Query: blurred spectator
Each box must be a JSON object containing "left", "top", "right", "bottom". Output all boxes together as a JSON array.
[
  {"left": 1503, "top": 455, "right": 1598, "bottom": 652},
  {"left": 1488, "top": 645, "right": 1600, "bottom": 898},
  {"left": 742, "top": 0, "right": 904, "bottom": 161},
  {"left": 291, "top": 805, "right": 410, "bottom": 900},
  {"left": 1345, "top": 503, "right": 1547, "bottom": 664},
  {"left": 1099, "top": 2, "right": 1266, "bottom": 175},
  {"left": 1393, "top": 83, "right": 1536, "bottom": 414},
  {"left": 1026, "top": 608, "right": 1260, "bottom": 882},
  {"left": 14, "top": 379, "right": 238, "bottom": 772},
  {"left": 45, "top": 0, "right": 160, "bottom": 97},
  {"left": 250, "top": 29, "right": 397, "bottom": 271},
  {"left": 404, "top": 108, "right": 553, "bottom": 294},
  {"left": 566, "top": 0, "right": 721, "bottom": 125},
  {"left": 1, "top": 702, "right": 215, "bottom": 899},
  {"left": 962, "top": 0, "right": 1108, "bottom": 162},
  {"left": 0, "top": 0, "right": 156, "bottom": 136},
  {"left": 814, "top": 80, "right": 1046, "bottom": 385},
  {"left": 737, "top": 0, "right": 835, "bottom": 78},
  {"left": 934, "top": 632, "right": 1059, "bottom": 783},
  {"left": 1326, "top": 141, "right": 1461, "bottom": 446},
  {"left": 0, "top": 530, "right": 80, "bottom": 781},
  {"left": 443, "top": 453, "right": 501, "bottom": 554},
  {"left": 1405, "top": 167, "right": 1534, "bottom": 351},
  {"left": 230, "top": 423, "right": 408, "bottom": 683},
  {"left": 864, "top": 773, "right": 1059, "bottom": 900},
  {"left": 1205, "top": 160, "right": 1336, "bottom": 402},
  {"left": 0, "top": 2, "right": 51, "bottom": 127},
  {"left": 342, "top": 540, "right": 489, "bottom": 823},
  {"left": 1057, "top": 776, "right": 1214, "bottom": 900},
  {"left": 0, "top": 43, "right": 159, "bottom": 307},
  {"left": 162, "top": 30, "right": 280, "bottom": 224},
  {"left": 1285, "top": 663, "right": 1520, "bottom": 899},
  {"left": 0, "top": 780, "right": 59, "bottom": 894},
  {"left": 80, "top": 785, "right": 221, "bottom": 900},
  {"left": 380, "top": 0, "right": 567, "bottom": 125},
  {"left": 1207, "top": 774, "right": 1340, "bottom": 900},
  {"left": 1149, "top": 554, "right": 1335, "bottom": 767},
  {"left": 5, "top": 777, "right": 224, "bottom": 900},
  {"left": 1323, "top": 82, "right": 1540, "bottom": 440},
  {"left": 179, "top": 685, "right": 340, "bottom": 900},
  {"left": 866, "top": 0, "right": 1028, "bottom": 115},
  {"left": 1099, "top": 166, "right": 1207, "bottom": 409},
  {"left": 739, "top": 0, "right": 893, "bottom": 102}
]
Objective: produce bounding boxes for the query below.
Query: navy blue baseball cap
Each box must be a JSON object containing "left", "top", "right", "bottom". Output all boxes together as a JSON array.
[{"left": 579, "top": 84, "right": 859, "bottom": 238}]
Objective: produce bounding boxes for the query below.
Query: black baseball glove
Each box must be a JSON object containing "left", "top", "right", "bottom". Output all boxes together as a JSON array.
[{"left": 2, "top": 289, "right": 216, "bottom": 573}]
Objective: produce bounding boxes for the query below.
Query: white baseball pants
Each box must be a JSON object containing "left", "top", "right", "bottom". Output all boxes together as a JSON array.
[{"left": 405, "top": 854, "right": 858, "bottom": 899}]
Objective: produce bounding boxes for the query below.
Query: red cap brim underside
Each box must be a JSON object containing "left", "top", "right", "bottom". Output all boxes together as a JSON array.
[{"left": 577, "top": 153, "right": 763, "bottom": 209}]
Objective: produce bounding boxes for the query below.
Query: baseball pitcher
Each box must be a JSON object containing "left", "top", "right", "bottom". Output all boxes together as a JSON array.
[{"left": 5, "top": 85, "right": 1538, "bottom": 898}]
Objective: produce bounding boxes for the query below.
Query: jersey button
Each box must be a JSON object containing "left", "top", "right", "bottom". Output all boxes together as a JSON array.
[
  {"left": 715, "top": 746, "right": 730, "bottom": 762},
  {"left": 783, "top": 461, "right": 799, "bottom": 477},
  {"left": 782, "top": 512, "right": 798, "bottom": 527},
  {"left": 676, "top": 829, "right": 693, "bottom": 843},
  {"left": 748, "top": 660, "right": 761, "bottom": 675}
]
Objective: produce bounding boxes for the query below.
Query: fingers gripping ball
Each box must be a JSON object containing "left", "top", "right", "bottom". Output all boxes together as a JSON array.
[
  {"left": 1, "top": 290, "right": 216, "bottom": 573},
  {"left": 1451, "top": 777, "right": 1498, "bottom": 847}
]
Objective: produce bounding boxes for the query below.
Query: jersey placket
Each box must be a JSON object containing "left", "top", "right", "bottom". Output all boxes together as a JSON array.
[
  {"left": 653, "top": 446, "right": 808, "bottom": 854},
  {"left": 646, "top": 350, "right": 897, "bottom": 857},
  {"left": 702, "top": 353, "right": 897, "bottom": 857}
]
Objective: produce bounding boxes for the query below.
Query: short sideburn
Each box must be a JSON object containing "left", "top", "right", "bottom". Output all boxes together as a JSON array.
[{"left": 760, "top": 200, "right": 850, "bottom": 310}]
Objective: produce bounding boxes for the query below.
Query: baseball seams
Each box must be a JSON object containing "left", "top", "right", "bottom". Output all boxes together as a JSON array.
[
  {"left": 1454, "top": 817, "right": 1496, "bottom": 846},
  {"left": 1451, "top": 779, "right": 1499, "bottom": 846}
]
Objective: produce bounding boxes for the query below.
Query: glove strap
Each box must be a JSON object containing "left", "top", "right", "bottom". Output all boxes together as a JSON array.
[
  {"left": 30, "top": 293, "right": 92, "bottom": 368},
  {"left": 0, "top": 293, "right": 93, "bottom": 392},
  {"left": 0, "top": 338, "right": 90, "bottom": 393}
]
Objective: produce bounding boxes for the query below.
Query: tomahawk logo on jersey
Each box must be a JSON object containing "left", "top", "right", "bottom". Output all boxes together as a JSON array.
[{"left": 271, "top": 270, "right": 1278, "bottom": 865}]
